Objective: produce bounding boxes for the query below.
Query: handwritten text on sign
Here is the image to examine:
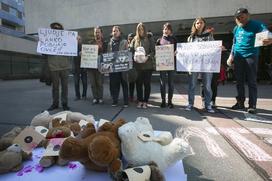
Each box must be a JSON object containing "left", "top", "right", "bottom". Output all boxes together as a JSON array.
[
  {"left": 81, "top": 44, "right": 99, "bottom": 68},
  {"left": 176, "top": 41, "right": 222, "bottom": 73},
  {"left": 37, "top": 28, "right": 78, "bottom": 56},
  {"left": 155, "top": 44, "right": 175, "bottom": 71}
]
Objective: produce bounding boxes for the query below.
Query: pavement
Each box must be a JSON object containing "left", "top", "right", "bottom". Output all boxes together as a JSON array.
[{"left": 0, "top": 76, "right": 272, "bottom": 181}]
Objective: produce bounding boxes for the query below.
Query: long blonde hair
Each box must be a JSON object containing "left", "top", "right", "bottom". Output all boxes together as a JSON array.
[
  {"left": 134, "top": 23, "right": 147, "bottom": 45},
  {"left": 190, "top": 17, "right": 206, "bottom": 36}
]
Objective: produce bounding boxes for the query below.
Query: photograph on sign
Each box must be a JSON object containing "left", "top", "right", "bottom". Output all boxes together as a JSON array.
[
  {"left": 80, "top": 44, "right": 99, "bottom": 68},
  {"left": 176, "top": 41, "right": 222, "bottom": 73},
  {"left": 155, "top": 44, "right": 175, "bottom": 71},
  {"left": 37, "top": 28, "right": 78, "bottom": 56},
  {"left": 43, "top": 138, "right": 66, "bottom": 156},
  {"left": 99, "top": 50, "right": 132, "bottom": 73}
]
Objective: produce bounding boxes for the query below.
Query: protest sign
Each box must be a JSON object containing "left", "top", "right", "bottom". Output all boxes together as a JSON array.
[
  {"left": 155, "top": 44, "right": 175, "bottom": 71},
  {"left": 81, "top": 44, "right": 99, "bottom": 68},
  {"left": 99, "top": 50, "right": 132, "bottom": 73},
  {"left": 176, "top": 41, "right": 222, "bottom": 73},
  {"left": 37, "top": 28, "right": 78, "bottom": 56},
  {"left": 254, "top": 31, "right": 272, "bottom": 47}
]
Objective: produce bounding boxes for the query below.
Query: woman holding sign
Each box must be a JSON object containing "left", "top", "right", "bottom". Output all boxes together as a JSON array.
[
  {"left": 185, "top": 17, "right": 215, "bottom": 113},
  {"left": 107, "top": 26, "right": 129, "bottom": 107},
  {"left": 156, "top": 22, "right": 177, "bottom": 108}
]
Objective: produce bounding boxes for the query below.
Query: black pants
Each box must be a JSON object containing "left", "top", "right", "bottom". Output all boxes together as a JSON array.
[
  {"left": 136, "top": 70, "right": 152, "bottom": 102},
  {"left": 74, "top": 68, "right": 87, "bottom": 98},
  {"left": 160, "top": 71, "right": 175, "bottom": 103},
  {"left": 109, "top": 72, "right": 128, "bottom": 104}
]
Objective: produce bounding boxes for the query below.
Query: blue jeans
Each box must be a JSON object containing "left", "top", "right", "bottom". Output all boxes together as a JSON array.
[
  {"left": 188, "top": 72, "right": 213, "bottom": 108},
  {"left": 234, "top": 55, "right": 258, "bottom": 107}
]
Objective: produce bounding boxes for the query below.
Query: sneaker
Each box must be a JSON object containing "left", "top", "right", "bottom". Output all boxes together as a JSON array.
[
  {"left": 231, "top": 102, "right": 245, "bottom": 110},
  {"left": 206, "top": 106, "right": 215, "bottom": 113},
  {"left": 142, "top": 102, "right": 147, "bottom": 109},
  {"left": 123, "top": 104, "right": 129, "bottom": 108},
  {"left": 112, "top": 101, "right": 118, "bottom": 107},
  {"left": 62, "top": 105, "right": 70, "bottom": 111},
  {"left": 137, "top": 102, "right": 142, "bottom": 109},
  {"left": 185, "top": 104, "right": 193, "bottom": 111},
  {"left": 160, "top": 101, "right": 166, "bottom": 108},
  {"left": 47, "top": 104, "right": 59, "bottom": 111},
  {"left": 92, "top": 99, "right": 98, "bottom": 104},
  {"left": 98, "top": 99, "right": 104, "bottom": 104},
  {"left": 168, "top": 103, "right": 174, "bottom": 109},
  {"left": 247, "top": 107, "right": 256, "bottom": 114}
]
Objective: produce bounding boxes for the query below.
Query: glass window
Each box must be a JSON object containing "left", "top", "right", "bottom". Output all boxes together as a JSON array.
[{"left": 1, "top": 3, "right": 9, "bottom": 12}]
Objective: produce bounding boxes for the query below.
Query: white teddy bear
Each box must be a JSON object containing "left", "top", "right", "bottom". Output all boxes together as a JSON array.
[{"left": 118, "top": 117, "right": 190, "bottom": 171}]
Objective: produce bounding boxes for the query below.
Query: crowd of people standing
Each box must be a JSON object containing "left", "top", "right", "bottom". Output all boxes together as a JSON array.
[{"left": 44, "top": 8, "right": 272, "bottom": 114}]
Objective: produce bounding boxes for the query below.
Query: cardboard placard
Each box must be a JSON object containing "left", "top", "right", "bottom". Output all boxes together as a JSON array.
[
  {"left": 43, "top": 138, "right": 66, "bottom": 156},
  {"left": 13, "top": 127, "right": 44, "bottom": 153}
]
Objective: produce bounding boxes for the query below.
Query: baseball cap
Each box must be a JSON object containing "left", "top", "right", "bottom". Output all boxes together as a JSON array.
[{"left": 234, "top": 8, "right": 249, "bottom": 17}]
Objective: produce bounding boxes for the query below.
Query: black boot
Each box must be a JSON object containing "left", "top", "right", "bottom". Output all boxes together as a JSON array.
[
  {"left": 168, "top": 100, "right": 174, "bottom": 109},
  {"left": 160, "top": 100, "right": 166, "bottom": 108},
  {"left": 231, "top": 97, "right": 245, "bottom": 110}
]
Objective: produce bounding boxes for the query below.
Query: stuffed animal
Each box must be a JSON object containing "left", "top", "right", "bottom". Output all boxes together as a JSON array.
[
  {"left": 0, "top": 144, "right": 32, "bottom": 174},
  {"left": 118, "top": 117, "right": 190, "bottom": 171},
  {"left": 114, "top": 161, "right": 165, "bottom": 181},
  {"left": 30, "top": 111, "right": 95, "bottom": 128},
  {"left": 39, "top": 118, "right": 72, "bottom": 168},
  {"left": 0, "top": 127, "right": 23, "bottom": 151},
  {"left": 59, "top": 118, "right": 126, "bottom": 173}
]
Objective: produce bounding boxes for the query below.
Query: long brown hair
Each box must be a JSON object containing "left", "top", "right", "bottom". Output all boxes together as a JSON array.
[
  {"left": 190, "top": 17, "right": 206, "bottom": 36},
  {"left": 134, "top": 23, "right": 147, "bottom": 44}
]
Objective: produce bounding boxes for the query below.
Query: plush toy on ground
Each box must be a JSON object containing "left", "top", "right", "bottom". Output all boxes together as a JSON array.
[
  {"left": 118, "top": 117, "right": 190, "bottom": 171},
  {"left": 114, "top": 161, "right": 165, "bottom": 181},
  {"left": 0, "top": 144, "right": 32, "bottom": 174},
  {"left": 0, "top": 127, "right": 23, "bottom": 151},
  {"left": 59, "top": 118, "right": 126, "bottom": 173},
  {"left": 39, "top": 118, "right": 72, "bottom": 168}
]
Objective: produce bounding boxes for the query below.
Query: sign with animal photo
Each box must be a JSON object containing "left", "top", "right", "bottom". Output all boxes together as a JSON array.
[
  {"left": 43, "top": 138, "right": 66, "bottom": 156},
  {"left": 80, "top": 44, "right": 99, "bottom": 68},
  {"left": 35, "top": 126, "right": 49, "bottom": 137},
  {"left": 99, "top": 50, "right": 132, "bottom": 73},
  {"left": 37, "top": 28, "right": 78, "bottom": 56},
  {"left": 176, "top": 41, "right": 222, "bottom": 73},
  {"left": 155, "top": 44, "right": 175, "bottom": 71},
  {"left": 13, "top": 127, "right": 44, "bottom": 153}
]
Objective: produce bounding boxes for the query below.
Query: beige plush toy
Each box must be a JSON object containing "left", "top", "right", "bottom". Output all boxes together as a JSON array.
[
  {"left": 0, "top": 127, "right": 23, "bottom": 151},
  {"left": 0, "top": 144, "right": 32, "bottom": 174}
]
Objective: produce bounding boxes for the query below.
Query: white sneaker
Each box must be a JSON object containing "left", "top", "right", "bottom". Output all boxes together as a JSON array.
[
  {"left": 206, "top": 106, "right": 215, "bottom": 113},
  {"left": 92, "top": 99, "right": 98, "bottom": 104},
  {"left": 98, "top": 99, "right": 104, "bottom": 104},
  {"left": 185, "top": 104, "right": 193, "bottom": 111}
]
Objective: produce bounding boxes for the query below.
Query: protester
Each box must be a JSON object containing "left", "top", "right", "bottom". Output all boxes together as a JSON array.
[
  {"left": 47, "top": 22, "right": 70, "bottom": 111},
  {"left": 88, "top": 26, "right": 107, "bottom": 104},
  {"left": 130, "top": 23, "right": 155, "bottom": 109},
  {"left": 107, "top": 26, "right": 129, "bottom": 107},
  {"left": 228, "top": 8, "right": 272, "bottom": 114},
  {"left": 73, "top": 35, "right": 87, "bottom": 101},
  {"left": 156, "top": 22, "right": 177, "bottom": 108},
  {"left": 185, "top": 17, "right": 215, "bottom": 113},
  {"left": 127, "top": 33, "right": 136, "bottom": 102}
]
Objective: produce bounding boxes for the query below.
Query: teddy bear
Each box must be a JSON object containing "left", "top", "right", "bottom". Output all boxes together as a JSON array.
[
  {"left": 30, "top": 111, "right": 95, "bottom": 128},
  {"left": 118, "top": 117, "right": 190, "bottom": 171},
  {"left": 59, "top": 118, "right": 126, "bottom": 173},
  {"left": 114, "top": 161, "right": 165, "bottom": 181},
  {"left": 0, "top": 127, "right": 23, "bottom": 151},
  {"left": 0, "top": 144, "right": 32, "bottom": 174},
  {"left": 39, "top": 118, "right": 73, "bottom": 168}
]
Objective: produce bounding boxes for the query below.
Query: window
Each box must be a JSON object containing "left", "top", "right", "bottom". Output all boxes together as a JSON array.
[
  {"left": 1, "top": 3, "right": 9, "bottom": 12},
  {"left": 17, "top": 11, "right": 22, "bottom": 19},
  {"left": 9, "top": 7, "right": 17, "bottom": 17}
]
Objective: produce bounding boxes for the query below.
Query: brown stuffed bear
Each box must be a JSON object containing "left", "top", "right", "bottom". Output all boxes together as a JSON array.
[
  {"left": 0, "top": 144, "right": 32, "bottom": 174},
  {"left": 39, "top": 118, "right": 72, "bottom": 168},
  {"left": 59, "top": 118, "right": 126, "bottom": 173},
  {"left": 0, "top": 127, "right": 23, "bottom": 151}
]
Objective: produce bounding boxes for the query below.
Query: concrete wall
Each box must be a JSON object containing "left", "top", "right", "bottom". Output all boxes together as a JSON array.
[
  {"left": 0, "top": 33, "right": 37, "bottom": 54},
  {"left": 24, "top": 0, "right": 272, "bottom": 34}
]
